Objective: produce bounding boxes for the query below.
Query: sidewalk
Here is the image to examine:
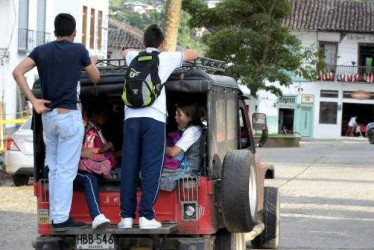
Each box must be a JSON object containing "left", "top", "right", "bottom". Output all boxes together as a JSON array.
[{"left": 301, "top": 136, "right": 368, "bottom": 142}]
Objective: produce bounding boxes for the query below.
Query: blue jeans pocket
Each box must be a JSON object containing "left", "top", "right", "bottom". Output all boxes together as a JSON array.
[{"left": 56, "top": 112, "right": 82, "bottom": 139}]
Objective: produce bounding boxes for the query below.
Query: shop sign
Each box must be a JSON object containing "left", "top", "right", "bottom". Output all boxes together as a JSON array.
[
  {"left": 347, "top": 34, "right": 374, "bottom": 42},
  {"left": 301, "top": 94, "right": 314, "bottom": 104},
  {"left": 351, "top": 90, "right": 372, "bottom": 100}
]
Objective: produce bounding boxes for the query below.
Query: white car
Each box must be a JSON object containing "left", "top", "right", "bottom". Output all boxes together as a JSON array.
[{"left": 5, "top": 117, "right": 33, "bottom": 186}]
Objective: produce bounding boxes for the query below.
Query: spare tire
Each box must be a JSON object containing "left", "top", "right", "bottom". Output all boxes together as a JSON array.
[
  {"left": 251, "top": 186, "right": 280, "bottom": 249},
  {"left": 221, "top": 150, "right": 258, "bottom": 232}
]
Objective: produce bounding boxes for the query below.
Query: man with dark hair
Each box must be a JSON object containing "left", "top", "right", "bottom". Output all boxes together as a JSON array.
[
  {"left": 12, "top": 13, "right": 101, "bottom": 229},
  {"left": 118, "top": 24, "right": 199, "bottom": 229}
]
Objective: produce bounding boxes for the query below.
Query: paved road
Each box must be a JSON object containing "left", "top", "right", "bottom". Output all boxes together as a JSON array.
[
  {"left": 258, "top": 139, "right": 374, "bottom": 249},
  {"left": 0, "top": 140, "right": 373, "bottom": 250}
]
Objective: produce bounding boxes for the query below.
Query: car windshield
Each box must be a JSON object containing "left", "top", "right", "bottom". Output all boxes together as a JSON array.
[{"left": 21, "top": 117, "right": 32, "bottom": 130}]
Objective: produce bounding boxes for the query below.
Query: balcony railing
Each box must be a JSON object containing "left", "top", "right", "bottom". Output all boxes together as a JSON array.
[
  {"left": 18, "top": 28, "right": 35, "bottom": 52},
  {"left": 318, "top": 65, "right": 374, "bottom": 83},
  {"left": 36, "top": 31, "right": 51, "bottom": 46}
]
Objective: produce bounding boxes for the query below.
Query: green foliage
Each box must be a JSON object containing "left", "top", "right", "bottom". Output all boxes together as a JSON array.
[
  {"left": 112, "top": 10, "right": 165, "bottom": 30},
  {"left": 109, "top": 0, "right": 127, "bottom": 10},
  {"left": 110, "top": 2, "right": 207, "bottom": 54},
  {"left": 178, "top": 12, "right": 208, "bottom": 54},
  {"left": 183, "top": 0, "right": 315, "bottom": 96}
]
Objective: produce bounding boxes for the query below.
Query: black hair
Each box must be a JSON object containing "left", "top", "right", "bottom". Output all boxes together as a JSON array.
[
  {"left": 54, "top": 13, "right": 76, "bottom": 37},
  {"left": 143, "top": 24, "right": 164, "bottom": 48},
  {"left": 178, "top": 103, "right": 203, "bottom": 127}
]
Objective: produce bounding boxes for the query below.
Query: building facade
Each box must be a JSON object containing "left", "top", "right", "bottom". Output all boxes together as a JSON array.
[
  {"left": 0, "top": 0, "right": 108, "bottom": 129},
  {"left": 257, "top": 0, "right": 374, "bottom": 138}
]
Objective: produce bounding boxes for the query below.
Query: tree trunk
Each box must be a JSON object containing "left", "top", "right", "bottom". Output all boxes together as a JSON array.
[{"left": 164, "top": 0, "right": 182, "bottom": 51}]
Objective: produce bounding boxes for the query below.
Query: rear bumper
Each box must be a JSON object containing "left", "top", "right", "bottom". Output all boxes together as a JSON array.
[
  {"left": 4, "top": 151, "right": 33, "bottom": 175},
  {"left": 51, "top": 223, "right": 179, "bottom": 235}
]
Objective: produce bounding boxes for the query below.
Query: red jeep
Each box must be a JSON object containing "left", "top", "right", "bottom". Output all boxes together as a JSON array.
[{"left": 32, "top": 58, "right": 279, "bottom": 249}]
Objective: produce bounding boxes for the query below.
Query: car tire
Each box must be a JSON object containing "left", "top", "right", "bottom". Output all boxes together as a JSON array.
[
  {"left": 368, "top": 130, "right": 374, "bottom": 144},
  {"left": 251, "top": 186, "right": 280, "bottom": 249},
  {"left": 221, "top": 150, "right": 258, "bottom": 232},
  {"left": 12, "top": 174, "right": 29, "bottom": 186},
  {"left": 215, "top": 228, "right": 246, "bottom": 250}
]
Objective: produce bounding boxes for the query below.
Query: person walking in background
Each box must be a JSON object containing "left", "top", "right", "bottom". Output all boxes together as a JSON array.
[
  {"left": 12, "top": 13, "right": 100, "bottom": 229},
  {"left": 346, "top": 116, "right": 357, "bottom": 137},
  {"left": 118, "top": 24, "right": 199, "bottom": 229}
]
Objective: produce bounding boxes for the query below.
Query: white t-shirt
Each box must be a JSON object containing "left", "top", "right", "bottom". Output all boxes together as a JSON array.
[
  {"left": 124, "top": 48, "right": 184, "bottom": 123},
  {"left": 175, "top": 126, "right": 202, "bottom": 152},
  {"left": 348, "top": 117, "right": 356, "bottom": 127}
]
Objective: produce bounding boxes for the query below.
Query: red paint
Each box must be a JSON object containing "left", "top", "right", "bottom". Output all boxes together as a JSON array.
[{"left": 35, "top": 177, "right": 216, "bottom": 236}]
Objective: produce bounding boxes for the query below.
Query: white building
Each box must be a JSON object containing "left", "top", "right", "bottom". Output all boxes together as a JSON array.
[
  {"left": 123, "top": 2, "right": 148, "bottom": 14},
  {"left": 206, "top": 0, "right": 221, "bottom": 8},
  {"left": 257, "top": 0, "right": 374, "bottom": 138},
  {"left": 0, "top": 0, "right": 108, "bottom": 132}
]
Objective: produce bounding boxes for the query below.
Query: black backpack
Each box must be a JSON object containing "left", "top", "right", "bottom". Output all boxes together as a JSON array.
[{"left": 122, "top": 51, "right": 162, "bottom": 108}]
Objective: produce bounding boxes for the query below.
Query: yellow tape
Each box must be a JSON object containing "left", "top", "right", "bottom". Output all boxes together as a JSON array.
[{"left": 0, "top": 118, "right": 28, "bottom": 125}]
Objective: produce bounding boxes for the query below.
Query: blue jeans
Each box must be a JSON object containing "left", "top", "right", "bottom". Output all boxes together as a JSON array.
[
  {"left": 42, "top": 109, "right": 84, "bottom": 223},
  {"left": 120, "top": 118, "right": 165, "bottom": 220},
  {"left": 74, "top": 172, "right": 101, "bottom": 219}
]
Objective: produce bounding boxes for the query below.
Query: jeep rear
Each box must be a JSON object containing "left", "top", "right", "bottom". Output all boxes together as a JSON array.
[{"left": 32, "top": 58, "right": 279, "bottom": 250}]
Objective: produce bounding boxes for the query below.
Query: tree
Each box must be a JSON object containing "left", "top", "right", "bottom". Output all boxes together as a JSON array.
[
  {"left": 164, "top": 0, "right": 182, "bottom": 51},
  {"left": 178, "top": 11, "right": 207, "bottom": 53},
  {"left": 110, "top": 5, "right": 207, "bottom": 54},
  {"left": 183, "top": 0, "right": 314, "bottom": 96}
]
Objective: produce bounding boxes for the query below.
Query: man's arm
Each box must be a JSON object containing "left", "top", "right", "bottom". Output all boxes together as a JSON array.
[
  {"left": 84, "top": 56, "right": 100, "bottom": 84},
  {"left": 166, "top": 146, "right": 183, "bottom": 158},
  {"left": 183, "top": 49, "right": 199, "bottom": 62},
  {"left": 12, "top": 57, "right": 51, "bottom": 114}
]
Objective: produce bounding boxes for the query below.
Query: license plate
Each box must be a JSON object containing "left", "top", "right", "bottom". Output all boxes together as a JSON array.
[
  {"left": 37, "top": 209, "right": 49, "bottom": 224},
  {"left": 76, "top": 234, "right": 115, "bottom": 249}
]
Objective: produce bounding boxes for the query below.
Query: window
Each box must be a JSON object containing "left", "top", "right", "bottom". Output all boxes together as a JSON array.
[
  {"left": 226, "top": 99, "right": 235, "bottom": 140},
  {"left": 279, "top": 96, "right": 296, "bottom": 105},
  {"left": 319, "top": 42, "right": 338, "bottom": 66},
  {"left": 19, "top": 0, "right": 28, "bottom": 29},
  {"left": 343, "top": 91, "right": 353, "bottom": 99},
  {"left": 239, "top": 108, "right": 250, "bottom": 148},
  {"left": 36, "top": 0, "right": 46, "bottom": 46},
  {"left": 90, "top": 9, "right": 96, "bottom": 49},
  {"left": 320, "top": 90, "right": 338, "bottom": 98},
  {"left": 18, "top": 0, "right": 30, "bottom": 51},
  {"left": 319, "top": 102, "right": 338, "bottom": 124},
  {"left": 82, "top": 6, "right": 88, "bottom": 46},
  {"left": 97, "top": 11, "right": 103, "bottom": 50},
  {"left": 343, "top": 91, "right": 374, "bottom": 100},
  {"left": 216, "top": 100, "right": 225, "bottom": 142}
]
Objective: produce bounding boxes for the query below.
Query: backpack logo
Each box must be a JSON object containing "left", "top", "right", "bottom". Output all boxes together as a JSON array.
[
  {"left": 129, "top": 69, "right": 140, "bottom": 78},
  {"left": 122, "top": 51, "right": 162, "bottom": 108}
]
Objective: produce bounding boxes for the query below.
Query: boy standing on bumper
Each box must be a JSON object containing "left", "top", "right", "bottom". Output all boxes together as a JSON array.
[
  {"left": 12, "top": 13, "right": 100, "bottom": 228},
  {"left": 119, "top": 24, "right": 199, "bottom": 229}
]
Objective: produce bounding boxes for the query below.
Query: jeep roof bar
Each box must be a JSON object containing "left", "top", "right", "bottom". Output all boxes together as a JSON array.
[{"left": 94, "top": 57, "right": 226, "bottom": 75}]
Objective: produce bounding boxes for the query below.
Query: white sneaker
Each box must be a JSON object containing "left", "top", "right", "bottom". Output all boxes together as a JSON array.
[
  {"left": 92, "top": 214, "right": 111, "bottom": 229},
  {"left": 118, "top": 217, "right": 133, "bottom": 229},
  {"left": 139, "top": 217, "right": 162, "bottom": 229}
]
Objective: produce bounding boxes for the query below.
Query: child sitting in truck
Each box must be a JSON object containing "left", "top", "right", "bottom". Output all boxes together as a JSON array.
[
  {"left": 79, "top": 108, "right": 117, "bottom": 178},
  {"left": 160, "top": 103, "right": 203, "bottom": 191}
]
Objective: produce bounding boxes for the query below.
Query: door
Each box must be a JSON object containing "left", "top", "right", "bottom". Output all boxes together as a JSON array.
[{"left": 299, "top": 107, "right": 313, "bottom": 137}]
